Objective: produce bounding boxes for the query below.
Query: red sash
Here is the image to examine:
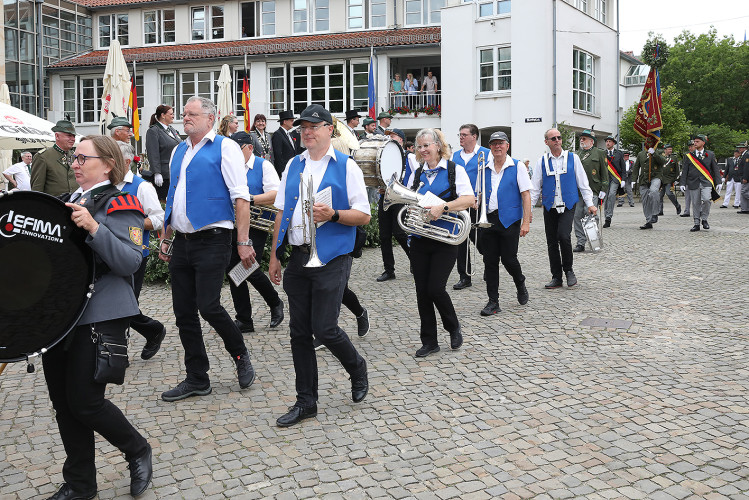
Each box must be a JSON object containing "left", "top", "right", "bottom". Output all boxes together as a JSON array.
[
  {"left": 687, "top": 153, "right": 715, "bottom": 188},
  {"left": 606, "top": 156, "right": 622, "bottom": 183}
]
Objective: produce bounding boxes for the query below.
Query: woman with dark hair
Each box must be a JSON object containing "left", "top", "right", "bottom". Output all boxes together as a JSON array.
[
  {"left": 145, "top": 104, "right": 181, "bottom": 200},
  {"left": 46, "top": 135, "right": 152, "bottom": 500},
  {"left": 250, "top": 113, "right": 273, "bottom": 163}
]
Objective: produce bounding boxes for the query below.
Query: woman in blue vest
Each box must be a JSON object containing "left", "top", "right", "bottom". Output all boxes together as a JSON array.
[
  {"left": 477, "top": 131, "right": 532, "bottom": 316},
  {"left": 409, "top": 128, "right": 475, "bottom": 357}
]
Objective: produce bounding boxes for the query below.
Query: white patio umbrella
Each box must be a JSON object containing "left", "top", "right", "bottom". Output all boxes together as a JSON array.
[
  {"left": 0, "top": 83, "right": 12, "bottom": 190},
  {"left": 216, "top": 64, "right": 233, "bottom": 131},
  {"left": 0, "top": 101, "right": 58, "bottom": 150},
  {"left": 99, "top": 40, "right": 131, "bottom": 130}
]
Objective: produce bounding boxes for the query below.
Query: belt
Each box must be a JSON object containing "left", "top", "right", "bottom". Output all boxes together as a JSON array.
[
  {"left": 291, "top": 244, "right": 311, "bottom": 254},
  {"left": 178, "top": 228, "right": 231, "bottom": 240}
]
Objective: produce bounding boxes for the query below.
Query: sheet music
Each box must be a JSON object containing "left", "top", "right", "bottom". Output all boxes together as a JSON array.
[
  {"left": 314, "top": 186, "right": 332, "bottom": 227},
  {"left": 228, "top": 259, "right": 260, "bottom": 287},
  {"left": 418, "top": 191, "right": 445, "bottom": 208}
]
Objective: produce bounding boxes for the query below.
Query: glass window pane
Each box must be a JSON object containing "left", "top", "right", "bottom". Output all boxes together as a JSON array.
[{"left": 192, "top": 7, "right": 205, "bottom": 40}]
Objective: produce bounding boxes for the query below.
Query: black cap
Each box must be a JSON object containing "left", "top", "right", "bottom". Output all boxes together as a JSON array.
[
  {"left": 278, "top": 110, "right": 295, "bottom": 122},
  {"left": 488, "top": 131, "right": 509, "bottom": 143},
  {"left": 231, "top": 131, "right": 255, "bottom": 147},
  {"left": 293, "top": 104, "right": 332, "bottom": 126},
  {"left": 387, "top": 128, "right": 406, "bottom": 142},
  {"left": 345, "top": 110, "right": 361, "bottom": 121},
  {"left": 605, "top": 135, "right": 616, "bottom": 142}
]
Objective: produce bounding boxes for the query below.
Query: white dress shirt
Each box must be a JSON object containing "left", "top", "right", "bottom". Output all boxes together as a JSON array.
[
  {"left": 275, "top": 145, "right": 370, "bottom": 245},
  {"left": 4, "top": 161, "right": 31, "bottom": 191},
  {"left": 459, "top": 144, "right": 480, "bottom": 165},
  {"left": 246, "top": 153, "right": 280, "bottom": 194},
  {"left": 117, "top": 170, "right": 164, "bottom": 231},
  {"left": 529, "top": 150, "right": 594, "bottom": 207},
  {"left": 168, "top": 129, "right": 251, "bottom": 233},
  {"left": 485, "top": 156, "right": 532, "bottom": 213}
]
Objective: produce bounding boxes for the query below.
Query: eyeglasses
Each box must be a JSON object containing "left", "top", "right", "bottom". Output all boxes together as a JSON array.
[
  {"left": 458, "top": 133, "right": 473, "bottom": 138},
  {"left": 547, "top": 136, "right": 562, "bottom": 141},
  {"left": 183, "top": 112, "right": 210, "bottom": 119},
  {"left": 72, "top": 154, "right": 101, "bottom": 165},
  {"left": 416, "top": 143, "right": 435, "bottom": 150},
  {"left": 299, "top": 123, "right": 329, "bottom": 132}
]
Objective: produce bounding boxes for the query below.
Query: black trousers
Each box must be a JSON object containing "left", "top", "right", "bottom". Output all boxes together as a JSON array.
[
  {"left": 543, "top": 205, "right": 575, "bottom": 279},
  {"left": 130, "top": 254, "right": 165, "bottom": 340},
  {"left": 377, "top": 197, "right": 409, "bottom": 273},
  {"left": 43, "top": 318, "right": 148, "bottom": 492},
  {"left": 456, "top": 208, "right": 477, "bottom": 279},
  {"left": 155, "top": 180, "right": 170, "bottom": 201},
  {"left": 169, "top": 230, "right": 248, "bottom": 386},
  {"left": 283, "top": 250, "right": 365, "bottom": 407},
  {"left": 342, "top": 285, "right": 364, "bottom": 317},
  {"left": 480, "top": 213, "right": 525, "bottom": 302},
  {"left": 227, "top": 228, "right": 281, "bottom": 326},
  {"left": 410, "top": 237, "right": 459, "bottom": 348}
]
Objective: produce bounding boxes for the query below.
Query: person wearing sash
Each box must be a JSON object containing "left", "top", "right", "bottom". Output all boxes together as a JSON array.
[
  {"left": 573, "top": 130, "right": 607, "bottom": 252},
  {"left": 679, "top": 134, "right": 720, "bottom": 231},
  {"left": 659, "top": 144, "right": 682, "bottom": 216},
  {"left": 477, "top": 131, "right": 531, "bottom": 316},
  {"left": 529, "top": 128, "right": 597, "bottom": 289},
  {"left": 269, "top": 104, "right": 371, "bottom": 427},
  {"left": 408, "top": 128, "right": 475, "bottom": 357},
  {"left": 227, "top": 132, "right": 284, "bottom": 332},
  {"left": 631, "top": 136, "right": 666, "bottom": 230},
  {"left": 451, "top": 124, "right": 490, "bottom": 290},
  {"left": 602, "top": 135, "right": 626, "bottom": 228},
  {"left": 159, "top": 96, "right": 256, "bottom": 402}
]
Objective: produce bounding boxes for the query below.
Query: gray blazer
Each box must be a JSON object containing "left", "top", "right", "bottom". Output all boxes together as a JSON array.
[{"left": 145, "top": 123, "right": 181, "bottom": 178}]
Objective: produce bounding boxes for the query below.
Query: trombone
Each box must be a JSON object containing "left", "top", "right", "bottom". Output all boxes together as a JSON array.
[
  {"left": 299, "top": 173, "right": 324, "bottom": 268},
  {"left": 466, "top": 152, "right": 491, "bottom": 276}
]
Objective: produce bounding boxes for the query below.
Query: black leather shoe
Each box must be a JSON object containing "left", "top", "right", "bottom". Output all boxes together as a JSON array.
[
  {"left": 453, "top": 277, "right": 472, "bottom": 290},
  {"left": 351, "top": 360, "right": 368, "bottom": 403},
  {"left": 680, "top": 213, "right": 691, "bottom": 217},
  {"left": 739, "top": 210, "right": 749, "bottom": 214},
  {"left": 657, "top": 211, "right": 664, "bottom": 216},
  {"left": 651, "top": 215, "right": 658, "bottom": 223},
  {"left": 376, "top": 271, "right": 395, "bottom": 282},
  {"left": 450, "top": 327, "right": 463, "bottom": 350},
  {"left": 676, "top": 204, "right": 682, "bottom": 215},
  {"left": 639, "top": 222, "right": 653, "bottom": 229},
  {"left": 356, "top": 308, "right": 370, "bottom": 337},
  {"left": 702, "top": 220, "right": 709, "bottom": 230},
  {"left": 572, "top": 245, "right": 585, "bottom": 252},
  {"left": 516, "top": 283, "right": 529, "bottom": 305},
  {"left": 161, "top": 380, "right": 212, "bottom": 402},
  {"left": 480, "top": 301, "right": 500, "bottom": 316},
  {"left": 720, "top": 205, "right": 727, "bottom": 208},
  {"left": 544, "top": 277, "right": 563, "bottom": 289},
  {"left": 234, "top": 351, "right": 255, "bottom": 389},
  {"left": 415, "top": 344, "right": 440, "bottom": 357},
  {"left": 235, "top": 319, "right": 254, "bottom": 333},
  {"left": 312, "top": 337, "right": 325, "bottom": 350},
  {"left": 565, "top": 270, "right": 578, "bottom": 287},
  {"left": 141, "top": 326, "right": 166, "bottom": 360},
  {"left": 629, "top": 204, "right": 635, "bottom": 207},
  {"left": 276, "top": 404, "right": 317, "bottom": 427},
  {"left": 603, "top": 218, "right": 611, "bottom": 228},
  {"left": 269, "top": 301, "right": 284, "bottom": 328},
  {"left": 47, "top": 484, "right": 97, "bottom": 500},
  {"left": 128, "top": 444, "right": 152, "bottom": 497},
  {"left": 690, "top": 225, "right": 700, "bottom": 232}
]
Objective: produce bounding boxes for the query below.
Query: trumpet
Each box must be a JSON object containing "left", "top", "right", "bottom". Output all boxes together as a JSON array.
[
  {"left": 383, "top": 174, "right": 470, "bottom": 245},
  {"left": 466, "top": 152, "right": 491, "bottom": 276},
  {"left": 299, "top": 173, "right": 324, "bottom": 267},
  {"left": 249, "top": 204, "right": 279, "bottom": 234}
]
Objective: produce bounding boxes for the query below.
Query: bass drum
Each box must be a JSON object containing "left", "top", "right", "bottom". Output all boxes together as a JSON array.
[
  {"left": 353, "top": 137, "right": 404, "bottom": 187},
  {"left": 0, "top": 191, "right": 94, "bottom": 362}
]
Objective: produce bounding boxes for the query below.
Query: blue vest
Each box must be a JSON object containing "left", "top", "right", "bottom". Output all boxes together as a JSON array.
[
  {"left": 120, "top": 175, "right": 151, "bottom": 256},
  {"left": 415, "top": 166, "right": 460, "bottom": 237},
  {"left": 246, "top": 155, "right": 266, "bottom": 196},
  {"left": 541, "top": 152, "right": 578, "bottom": 211},
  {"left": 164, "top": 135, "right": 235, "bottom": 230},
  {"left": 452, "top": 146, "right": 490, "bottom": 194},
  {"left": 483, "top": 158, "right": 523, "bottom": 228},
  {"left": 275, "top": 150, "right": 357, "bottom": 264}
]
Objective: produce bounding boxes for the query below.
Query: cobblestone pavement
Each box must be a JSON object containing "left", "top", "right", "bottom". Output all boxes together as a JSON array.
[{"left": 2, "top": 202, "right": 748, "bottom": 500}]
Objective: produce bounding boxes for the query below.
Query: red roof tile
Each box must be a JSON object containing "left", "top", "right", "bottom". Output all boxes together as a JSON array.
[
  {"left": 49, "top": 27, "right": 441, "bottom": 69},
  {"left": 72, "top": 0, "right": 160, "bottom": 7}
]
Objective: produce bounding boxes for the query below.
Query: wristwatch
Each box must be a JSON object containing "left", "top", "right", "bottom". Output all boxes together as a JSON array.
[
  {"left": 237, "top": 239, "right": 253, "bottom": 246},
  {"left": 331, "top": 209, "right": 340, "bottom": 222},
  {"left": 443, "top": 204, "right": 450, "bottom": 212}
]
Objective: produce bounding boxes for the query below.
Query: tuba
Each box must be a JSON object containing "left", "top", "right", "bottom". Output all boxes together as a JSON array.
[{"left": 383, "top": 174, "right": 470, "bottom": 245}]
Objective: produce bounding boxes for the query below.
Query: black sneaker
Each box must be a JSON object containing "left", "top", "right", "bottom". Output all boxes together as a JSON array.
[
  {"left": 572, "top": 244, "right": 585, "bottom": 252},
  {"left": 376, "top": 271, "right": 395, "bottom": 282},
  {"left": 161, "top": 380, "right": 212, "bottom": 402},
  {"left": 356, "top": 308, "right": 370, "bottom": 337},
  {"left": 480, "top": 301, "right": 500, "bottom": 316},
  {"left": 603, "top": 218, "right": 611, "bottom": 228},
  {"left": 234, "top": 351, "right": 255, "bottom": 389},
  {"left": 235, "top": 319, "right": 254, "bottom": 333},
  {"left": 702, "top": 220, "right": 709, "bottom": 230},
  {"left": 545, "top": 277, "right": 563, "bottom": 289},
  {"left": 452, "top": 277, "right": 472, "bottom": 290},
  {"left": 516, "top": 282, "right": 529, "bottom": 305},
  {"left": 449, "top": 327, "right": 463, "bottom": 350},
  {"left": 415, "top": 344, "right": 440, "bottom": 357},
  {"left": 313, "top": 337, "right": 325, "bottom": 350},
  {"left": 141, "top": 326, "right": 166, "bottom": 360},
  {"left": 565, "top": 270, "right": 578, "bottom": 287}
]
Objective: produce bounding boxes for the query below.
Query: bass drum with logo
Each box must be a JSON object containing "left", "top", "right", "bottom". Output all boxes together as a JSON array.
[
  {"left": 0, "top": 190, "right": 94, "bottom": 363},
  {"left": 353, "top": 136, "right": 404, "bottom": 188}
]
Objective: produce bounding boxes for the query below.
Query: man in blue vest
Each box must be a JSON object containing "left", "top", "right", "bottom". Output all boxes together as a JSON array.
[
  {"left": 269, "top": 104, "right": 371, "bottom": 427},
  {"left": 117, "top": 143, "right": 167, "bottom": 360},
  {"left": 529, "top": 128, "right": 597, "bottom": 289},
  {"left": 478, "top": 132, "right": 532, "bottom": 316},
  {"left": 158, "top": 96, "right": 256, "bottom": 402},
  {"left": 451, "top": 123, "right": 490, "bottom": 290}
]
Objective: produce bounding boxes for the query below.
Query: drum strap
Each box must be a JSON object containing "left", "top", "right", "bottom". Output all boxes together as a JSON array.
[{"left": 410, "top": 160, "right": 457, "bottom": 201}]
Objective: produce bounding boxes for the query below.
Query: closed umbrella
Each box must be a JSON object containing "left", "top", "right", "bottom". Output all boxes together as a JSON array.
[
  {"left": 99, "top": 40, "right": 131, "bottom": 130},
  {"left": 0, "top": 83, "right": 12, "bottom": 190},
  {"left": 216, "top": 64, "right": 233, "bottom": 131}
]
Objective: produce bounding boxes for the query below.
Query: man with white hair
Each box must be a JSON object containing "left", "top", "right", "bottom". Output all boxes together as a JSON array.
[
  {"left": 3, "top": 151, "right": 33, "bottom": 190},
  {"left": 108, "top": 116, "right": 134, "bottom": 145}
]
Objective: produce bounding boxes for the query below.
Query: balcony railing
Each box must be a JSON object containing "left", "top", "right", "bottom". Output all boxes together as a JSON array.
[{"left": 387, "top": 91, "right": 441, "bottom": 115}]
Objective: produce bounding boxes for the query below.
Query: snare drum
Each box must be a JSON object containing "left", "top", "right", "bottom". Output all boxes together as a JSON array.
[
  {"left": 0, "top": 191, "right": 94, "bottom": 362},
  {"left": 353, "top": 137, "right": 404, "bottom": 187}
]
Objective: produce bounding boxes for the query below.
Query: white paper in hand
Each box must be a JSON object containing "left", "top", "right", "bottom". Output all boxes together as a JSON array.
[
  {"left": 418, "top": 191, "right": 444, "bottom": 208},
  {"left": 315, "top": 186, "right": 333, "bottom": 228},
  {"left": 228, "top": 259, "right": 260, "bottom": 287}
]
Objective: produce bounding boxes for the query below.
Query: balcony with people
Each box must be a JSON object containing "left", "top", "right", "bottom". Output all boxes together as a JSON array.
[{"left": 386, "top": 66, "right": 441, "bottom": 119}]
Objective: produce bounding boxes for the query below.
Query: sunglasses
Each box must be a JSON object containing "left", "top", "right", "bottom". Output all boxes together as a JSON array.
[{"left": 547, "top": 136, "right": 562, "bottom": 141}]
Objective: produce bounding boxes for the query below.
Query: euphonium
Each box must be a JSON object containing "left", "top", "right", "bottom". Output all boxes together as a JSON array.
[
  {"left": 383, "top": 174, "right": 470, "bottom": 245},
  {"left": 249, "top": 204, "right": 279, "bottom": 234}
]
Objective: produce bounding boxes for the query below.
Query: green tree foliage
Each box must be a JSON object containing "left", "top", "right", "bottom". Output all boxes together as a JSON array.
[
  {"left": 620, "top": 85, "right": 691, "bottom": 154},
  {"left": 660, "top": 28, "right": 749, "bottom": 129},
  {"left": 690, "top": 123, "right": 749, "bottom": 159}
]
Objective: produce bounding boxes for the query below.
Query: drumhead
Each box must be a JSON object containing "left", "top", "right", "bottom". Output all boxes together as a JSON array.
[
  {"left": 378, "top": 140, "right": 404, "bottom": 185},
  {"left": 0, "top": 191, "right": 94, "bottom": 362}
]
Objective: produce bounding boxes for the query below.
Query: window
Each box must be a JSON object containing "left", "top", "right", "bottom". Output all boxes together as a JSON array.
[
  {"left": 350, "top": 62, "right": 369, "bottom": 111},
  {"left": 347, "top": 0, "right": 387, "bottom": 29},
  {"left": 80, "top": 78, "right": 104, "bottom": 122},
  {"left": 262, "top": 1, "right": 276, "bottom": 35},
  {"left": 269, "top": 66, "right": 286, "bottom": 115},
  {"left": 180, "top": 71, "right": 220, "bottom": 112},
  {"left": 291, "top": 63, "right": 344, "bottom": 114},
  {"left": 234, "top": 68, "right": 251, "bottom": 121},
  {"left": 573, "top": 48, "right": 595, "bottom": 113},
  {"left": 405, "top": 0, "right": 444, "bottom": 25},
  {"left": 98, "top": 13, "right": 128, "bottom": 48},
  {"left": 242, "top": 0, "right": 276, "bottom": 36},
  {"left": 572, "top": 0, "right": 587, "bottom": 12},
  {"left": 478, "top": 0, "right": 510, "bottom": 18},
  {"left": 144, "top": 9, "right": 175, "bottom": 44},
  {"left": 191, "top": 6, "right": 225, "bottom": 40},
  {"left": 63, "top": 79, "right": 76, "bottom": 121},
  {"left": 160, "top": 73, "right": 177, "bottom": 111},
  {"left": 293, "top": 0, "right": 329, "bottom": 33},
  {"left": 479, "top": 46, "right": 511, "bottom": 92},
  {"left": 594, "top": 0, "right": 605, "bottom": 23},
  {"left": 624, "top": 64, "right": 649, "bottom": 86}
]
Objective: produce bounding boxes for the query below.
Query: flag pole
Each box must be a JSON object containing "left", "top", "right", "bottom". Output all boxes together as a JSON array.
[{"left": 133, "top": 59, "right": 137, "bottom": 154}]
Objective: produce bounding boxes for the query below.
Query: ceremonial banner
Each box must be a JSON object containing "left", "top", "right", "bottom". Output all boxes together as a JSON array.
[
  {"left": 367, "top": 47, "right": 376, "bottom": 120},
  {"left": 633, "top": 66, "right": 663, "bottom": 145},
  {"left": 242, "top": 75, "right": 250, "bottom": 132},
  {"left": 128, "top": 75, "right": 140, "bottom": 141}
]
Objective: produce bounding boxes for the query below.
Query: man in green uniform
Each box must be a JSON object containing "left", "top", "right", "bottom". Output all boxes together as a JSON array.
[
  {"left": 631, "top": 136, "right": 666, "bottom": 229},
  {"left": 108, "top": 115, "right": 134, "bottom": 146},
  {"left": 573, "top": 129, "right": 607, "bottom": 252},
  {"left": 30, "top": 120, "right": 77, "bottom": 196},
  {"left": 658, "top": 144, "right": 682, "bottom": 216}
]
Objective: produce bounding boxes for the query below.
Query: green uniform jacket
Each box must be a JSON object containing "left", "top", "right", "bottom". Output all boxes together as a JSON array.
[
  {"left": 575, "top": 146, "right": 609, "bottom": 194},
  {"left": 661, "top": 153, "right": 681, "bottom": 184},
  {"left": 30, "top": 145, "right": 76, "bottom": 196},
  {"left": 631, "top": 149, "right": 666, "bottom": 186}
]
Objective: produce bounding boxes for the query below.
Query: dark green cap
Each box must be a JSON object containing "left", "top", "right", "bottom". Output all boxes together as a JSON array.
[
  {"left": 580, "top": 129, "right": 595, "bottom": 139},
  {"left": 377, "top": 112, "right": 393, "bottom": 119},
  {"left": 107, "top": 116, "right": 133, "bottom": 130},
  {"left": 363, "top": 117, "right": 375, "bottom": 126},
  {"left": 51, "top": 119, "right": 76, "bottom": 135},
  {"left": 694, "top": 134, "right": 707, "bottom": 142},
  {"left": 663, "top": 143, "right": 672, "bottom": 149},
  {"left": 605, "top": 135, "right": 616, "bottom": 141}
]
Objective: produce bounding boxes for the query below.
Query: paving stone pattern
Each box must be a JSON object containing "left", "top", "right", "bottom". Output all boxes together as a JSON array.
[{"left": 1, "top": 204, "right": 748, "bottom": 499}]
